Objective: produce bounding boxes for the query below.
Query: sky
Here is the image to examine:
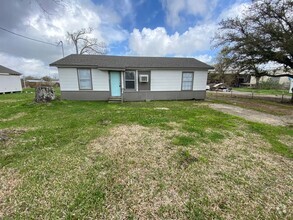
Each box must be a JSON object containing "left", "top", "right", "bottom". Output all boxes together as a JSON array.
[{"left": 0, "top": 0, "right": 250, "bottom": 77}]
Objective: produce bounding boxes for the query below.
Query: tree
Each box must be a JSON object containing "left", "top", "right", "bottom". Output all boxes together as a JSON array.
[
  {"left": 67, "top": 28, "right": 107, "bottom": 55},
  {"left": 214, "top": 0, "right": 293, "bottom": 101},
  {"left": 214, "top": 0, "right": 293, "bottom": 78}
]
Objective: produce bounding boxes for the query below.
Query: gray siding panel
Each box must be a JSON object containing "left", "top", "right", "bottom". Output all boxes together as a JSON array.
[
  {"left": 138, "top": 71, "right": 151, "bottom": 91},
  {"left": 124, "top": 91, "right": 206, "bottom": 101},
  {"left": 61, "top": 91, "right": 110, "bottom": 100},
  {"left": 61, "top": 90, "right": 206, "bottom": 101}
]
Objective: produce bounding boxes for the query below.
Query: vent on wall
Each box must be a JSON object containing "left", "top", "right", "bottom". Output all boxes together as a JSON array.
[{"left": 139, "top": 74, "right": 149, "bottom": 83}]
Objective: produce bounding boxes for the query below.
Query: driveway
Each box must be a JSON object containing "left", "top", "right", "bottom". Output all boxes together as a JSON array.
[{"left": 209, "top": 103, "right": 292, "bottom": 126}]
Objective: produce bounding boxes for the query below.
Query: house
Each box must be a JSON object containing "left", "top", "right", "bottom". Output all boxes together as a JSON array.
[
  {"left": 50, "top": 54, "right": 213, "bottom": 101},
  {"left": 0, "top": 65, "right": 22, "bottom": 94}
]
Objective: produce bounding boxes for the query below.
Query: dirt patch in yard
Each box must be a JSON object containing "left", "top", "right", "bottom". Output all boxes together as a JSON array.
[
  {"left": 209, "top": 103, "right": 293, "bottom": 126},
  {"left": 0, "top": 129, "right": 27, "bottom": 143},
  {"left": 89, "top": 124, "right": 293, "bottom": 219}
]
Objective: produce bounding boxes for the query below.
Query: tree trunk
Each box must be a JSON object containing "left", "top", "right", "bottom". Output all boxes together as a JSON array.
[
  {"left": 35, "top": 86, "right": 55, "bottom": 103},
  {"left": 255, "top": 76, "right": 261, "bottom": 89}
]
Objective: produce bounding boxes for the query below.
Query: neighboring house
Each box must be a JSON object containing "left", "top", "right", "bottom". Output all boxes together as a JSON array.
[
  {"left": 250, "top": 76, "right": 291, "bottom": 87},
  {"left": 250, "top": 69, "right": 292, "bottom": 88},
  {"left": 0, "top": 65, "right": 22, "bottom": 93},
  {"left": 50, "top": 54, "right": 212, "bottom": 101}
]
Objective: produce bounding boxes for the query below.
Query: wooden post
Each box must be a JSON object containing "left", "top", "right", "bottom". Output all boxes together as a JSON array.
[{"left": 252, "top": 92, "right": 254, "bottom": 99}]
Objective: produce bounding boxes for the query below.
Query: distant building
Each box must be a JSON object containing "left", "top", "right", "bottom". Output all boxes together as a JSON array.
[
  {"left": 0, "top": 65, "right": 22, "bottom": 93},
  {"left": 25, "top": 79, "right": 60, "bottom": 88}
]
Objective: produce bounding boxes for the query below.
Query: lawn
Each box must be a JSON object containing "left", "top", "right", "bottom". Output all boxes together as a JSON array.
[
  {"left": 233, "top": 87, "right": 290, "bottom": 95},
  {"left": 0, "top": 91, "right": 292, "bottom": 219}
]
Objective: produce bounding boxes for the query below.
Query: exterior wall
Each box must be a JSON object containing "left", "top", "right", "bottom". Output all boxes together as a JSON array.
[
  {"left": 0, "top": 74, "right": 22, "bottom": 93},
  {"left": 250, "top": 76, "right": 291, "bottom": 86},
  {"left": 123, "top": 90, "right": 206, "bottom": 101},
  {"left": 58, "top": 68, "right": 109, "bottom": 91},
  {"left": 61, "top": 90, "right": 206, "bottom": 101},
  {"left": 58, "top": 68, "right": 79, "bottom": 91},
  {"left": 61, "top": 91, "right": 110, "bottom": 100},
  {"left": 58, "top": 68, "right": 208, "bottom": 100},
  {"left": 151, "top": 70, "right": 182, "bottom": 91},
  {"left": 193, "top": 71, "right": 208, "bottom": 91},
  {"left": 92, "top": 69, "right": 109, "bottom": 91}
]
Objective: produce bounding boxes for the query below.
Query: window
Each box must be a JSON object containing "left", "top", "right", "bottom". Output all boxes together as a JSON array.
[
  {"left": 125, "top": 71, "right": 135, "bottom": 89},
  {"left": 78, "top": 69, "right": 92, "bottom": 90},
  {"left": 182, "top": 72, "right": 193, "bottom": 90}
]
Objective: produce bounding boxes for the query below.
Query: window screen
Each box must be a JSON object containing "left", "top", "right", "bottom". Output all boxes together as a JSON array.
[
  {"left": 78, "top": 69, "right": 92, "bottom": 90},
  {"left": 182, "top": 72, "right": 193, "bottom": 90},
  {"left": 125, "top": 71, "right": 135, "bottom": 89}
]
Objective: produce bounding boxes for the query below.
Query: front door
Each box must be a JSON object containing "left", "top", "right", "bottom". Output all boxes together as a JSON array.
[{"left": 110, "top": 72, "right": 121, "bottom": 97}]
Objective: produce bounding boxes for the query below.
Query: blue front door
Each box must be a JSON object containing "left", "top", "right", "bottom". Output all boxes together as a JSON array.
[{"left": 110, "top": 72, "right": 121, "bottom": 96}]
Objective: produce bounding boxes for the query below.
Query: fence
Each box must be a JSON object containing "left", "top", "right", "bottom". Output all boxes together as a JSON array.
[{"left": 207, "top": 91, "right": 292, "bottom": 103}]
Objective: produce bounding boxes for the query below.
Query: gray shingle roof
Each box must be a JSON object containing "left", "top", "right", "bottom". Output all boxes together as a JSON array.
[
  {"left": 50, "top": 54, "right": 213, "bottom": 69},
  {"left": 0, "top": 65, "right": 22, "bottom": 75}
]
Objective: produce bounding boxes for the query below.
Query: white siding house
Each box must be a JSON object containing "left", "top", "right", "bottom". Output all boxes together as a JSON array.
[
  {"left": 50, "top": 54, "right": 213, "bottom": 101},
  {"left": 0, "top": 65, "right": 22, "bottom": 93}
]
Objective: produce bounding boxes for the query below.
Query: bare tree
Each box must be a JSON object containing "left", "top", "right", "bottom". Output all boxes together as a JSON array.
[{"left": 67, "top": 28, "right": 107, "bottom": 55}]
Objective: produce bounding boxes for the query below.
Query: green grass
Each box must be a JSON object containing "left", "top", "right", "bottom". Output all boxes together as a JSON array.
[
  {"left": 233, "top": 87, "right": 290, "bottom": 95},
  {"left": 0, "top": 91, "right": 292, "bottom": 219}
]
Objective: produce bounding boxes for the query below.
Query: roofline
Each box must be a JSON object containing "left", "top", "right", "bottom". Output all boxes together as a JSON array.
[{"left": 50, "top": 64, "right": 213, "bottom": 70}]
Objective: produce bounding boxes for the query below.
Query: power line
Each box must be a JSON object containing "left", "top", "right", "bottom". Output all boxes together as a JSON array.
[{"left": 0, "top": 26, "right": 57, "bottom": 46}]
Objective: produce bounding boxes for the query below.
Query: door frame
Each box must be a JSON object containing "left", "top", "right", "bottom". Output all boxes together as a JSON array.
[{"left": 109, "top": 71, "right": 121, "bottom": 97}]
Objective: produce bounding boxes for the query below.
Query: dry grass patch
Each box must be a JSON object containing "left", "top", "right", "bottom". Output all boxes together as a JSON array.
[
  {"left": 89, "top": 125, "right": 190, "bottom": 219},
  {"left": 278, "top": 135, "right": 293, "bottom": 147},
  {"left": 89, "top": 125, "right": 293, "bottom": 219},
  {"left": 187, "top": 133, "right": 293, "bottom": 219},
  {"left": 0, "top": 112, "right": 27, "bottom": 122},
  {"left": 0, "top": 168, "right": 22, "bottom": 218}
]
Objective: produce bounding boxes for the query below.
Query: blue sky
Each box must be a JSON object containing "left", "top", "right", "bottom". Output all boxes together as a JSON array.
[{"left": 0, "top": 0, "right": 250, "bottom": 76}]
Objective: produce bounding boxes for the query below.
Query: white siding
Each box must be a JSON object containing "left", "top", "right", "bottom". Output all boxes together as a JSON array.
[
  {"left": 92, "top": 69, "right": 109, "bottom": 91},
  {"left": 151, "top": 70, "right": 182, "bottom": 91},
  {"left": 58, "top": 68, "right": 110, "bottom": 91},
  {"left": 193, "top": 70, "right": 208, "bottom": 91},
  {"left": 0, "top": 74, "right": 22, "bottom": 93},
  {"left": 150, "top": 70, "right": 208, "bottom": 91},
  {"left": 58, "top": 68, "right": 79, "bottom": 91}
]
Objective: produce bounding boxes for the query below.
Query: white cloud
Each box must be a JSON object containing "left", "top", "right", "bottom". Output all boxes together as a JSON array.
[
  {"left": 0, "top": 0, "right": 129, "bottom": 77},
  {"left": 219, "top": 1, "right": 250, "bottom": 20},
  {"left": 0, "top": 52, "right": 57, "bottom": 77},
  {"left": 161, "top": 0, "right": 218, "bottom": 27},
  {"left": 194, "top": 54, "right": 214, "bottom": 64},
  {"left": 129, "top": 23, "right": 216, "bottom": 56}
]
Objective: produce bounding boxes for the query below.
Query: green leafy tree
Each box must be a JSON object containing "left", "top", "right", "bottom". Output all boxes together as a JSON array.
[{"left": 214, "top": 0, "right": 293, "bottom": 100}]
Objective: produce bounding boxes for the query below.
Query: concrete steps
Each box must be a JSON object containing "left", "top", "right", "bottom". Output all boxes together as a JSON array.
[{"left": 108, "top": 97, "right": 122, "bottom": 103}]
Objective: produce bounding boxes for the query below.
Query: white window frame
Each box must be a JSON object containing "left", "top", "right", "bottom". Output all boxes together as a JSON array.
[
  {"left": 77, "top": 69, "right": 92, "bottom": 90},
  {"left": 181, "top": 72, "right": 194, "bottom": 91},
  {"left": 125, "top": 70, "right": 136, "bottom": 90}
]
